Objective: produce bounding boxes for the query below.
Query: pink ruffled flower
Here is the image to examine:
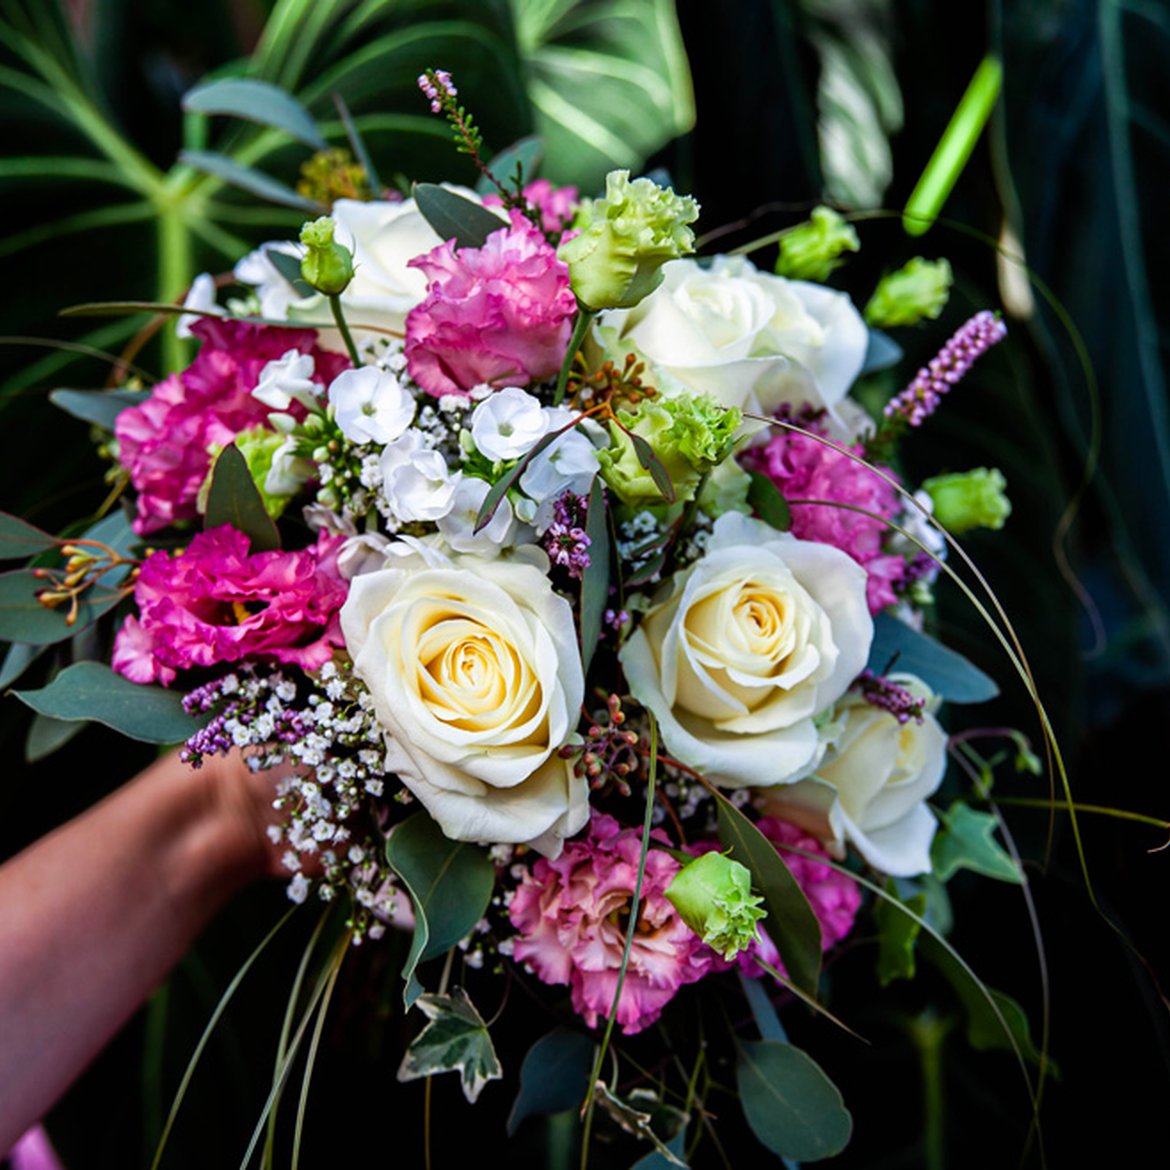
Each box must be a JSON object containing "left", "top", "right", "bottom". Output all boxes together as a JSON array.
[
  {"left": 112, "top": 526, "right": 347, "bottom": 686},
  {"left": 692, "top": 817, "right": 860, "bottom": 980},
  {"left": 116, "top": 319, "right": 348, "bottom": 534},
  {"left": 742, "top": 424, "right": 906, "bottom": 612},
  {"left": 483, "top": 179, "right": 579, "bottom": 238},
  {"left": 509, "top": 812, "right": 711, "bottom": 1034},
  {"left": 404, "top": 209, "right": 577, "bottom": 399}
]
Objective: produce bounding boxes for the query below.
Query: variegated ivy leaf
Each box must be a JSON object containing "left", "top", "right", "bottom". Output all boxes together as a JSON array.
[{"left": 396, "top": 988, "right": 502, "bottom": 1104}]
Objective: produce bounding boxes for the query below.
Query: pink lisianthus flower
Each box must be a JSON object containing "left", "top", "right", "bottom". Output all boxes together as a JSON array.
[
  {"left": 483, "top": 179, "right": 579, "bottom": 238},
  {"left": 508, "top": 812, "right": 711, "bottom": 1034},
  {"left": 112, "top": 525, "right": 347, "bottom": 686},
  {"left": 741, "top": 423, "right": 907, "bottom": 612},
  {"left": 691, "top": 817, "right": 860, "bottom": 981},
  {"left": 404, "top": 209, "right": 577, "bottom": 399},
  {"left": 115, "top": 319, "right": 348, "bottom": 534}
]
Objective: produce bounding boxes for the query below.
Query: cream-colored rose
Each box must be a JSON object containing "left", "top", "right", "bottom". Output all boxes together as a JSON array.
[
  {"left": 594, "top": 255, "right": 869, "bottom": 416},
  {"left": 619, "top": 513, "right": 872, "bottom": 789},
  {"left": 757, "top": 675, "right": 946, "bottom": 876},
  {"left": 340, "top": 547, "right": 587, "bottom": 855}
]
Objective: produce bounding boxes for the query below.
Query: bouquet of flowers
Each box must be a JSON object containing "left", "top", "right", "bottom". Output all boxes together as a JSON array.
[{"left": 3, "top": 68, "right": 1039, "bottom": 1166}]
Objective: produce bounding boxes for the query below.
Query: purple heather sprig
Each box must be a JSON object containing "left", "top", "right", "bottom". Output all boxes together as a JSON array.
[
  {"left": 543, "top": 490, "right": 592, "bottom": 578},
  {"left": 417, "top": 68, "right": 457, "bottom": 114},
  {"left": 854, "top": 669, "right": 927, "bottom": 724},
  {"left": 884, "top": 310, "right": 1007, "bottom": 427}
]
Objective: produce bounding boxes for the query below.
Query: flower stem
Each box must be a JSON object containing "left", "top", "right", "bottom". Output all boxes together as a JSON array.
[
  {"left": 553, "top": 308, "right": 595, "bottom": 407},
  {"left": 329, "top": 294, "right": 362, "bottom": 367}
]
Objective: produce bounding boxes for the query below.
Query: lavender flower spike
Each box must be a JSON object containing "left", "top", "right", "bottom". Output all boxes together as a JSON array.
[{"left": 884, "top": 310, "right": 1007, "bottom": 427}]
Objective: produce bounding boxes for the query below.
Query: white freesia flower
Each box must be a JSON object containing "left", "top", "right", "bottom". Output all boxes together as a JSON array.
[
  {"left": 379, "top": 432, "right": 460, "bottom": 523},
  {"left": 436, "top": 475, "right": 519, "bottom": 555},
  {"left": 596, "top": 255, "right": 868, "bottom": 416},
  {"left": 619, "top": 512, "right": 872, "bottom": 788},
  {"left": 252, "top": 350, "right": 320, "bottom": 412},
  {"left": 756, "top": 675, "right": 947, "bottom": 876},
  {"left": 340, "top": 547, "right": 588, "bottom": 854},
  {"left": 329, "top": 366, "right": 415, "bottom": 446},
  {"left": 470, "top": 386, "right": 549, "bottom": 462}
]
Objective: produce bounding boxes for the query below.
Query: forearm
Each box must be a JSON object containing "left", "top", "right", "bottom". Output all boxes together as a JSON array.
[{"left": 0, "top": 751, "right": 273, "bottom": 1150}]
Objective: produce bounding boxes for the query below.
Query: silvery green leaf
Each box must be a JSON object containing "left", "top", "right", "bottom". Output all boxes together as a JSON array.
[{"left": 396, "top": 988, "right": 502, "bottom": 1103}]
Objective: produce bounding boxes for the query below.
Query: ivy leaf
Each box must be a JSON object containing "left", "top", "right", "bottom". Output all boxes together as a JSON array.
[
  {"left": 48, "top": 388, "right": 148, "bottom": 430},
  {"left": 591, "top": 1085, "right": 688, "bottom": 1167},
  {"left": 0, "top": 512, "right": 57, "bottom": 560},
  {"left": 396, "top": 987, "right": 502, "bottom": 1104},
  {"left": 931, "top": 802, "right": 1022, "bottom": 884},
  {"left": 579, "top": 474, "right": 611, "bottom": 674},
  {"left": 736, "top": 1039, "right": 852, "bottom": 1161},
  {"left": 413, "top": 182, "right": 508, "bottom": 249},
  {"left": 507, "top": 1027, "right": 595, "bottom": 1136},
  {"left": 867, "top": 612, "right": 999, "bottom": 702},
  {"left": 204, "top": 444, "right": 281, "bottom": 553},
  {"left": 746, "top": 471, "right": 792, "bottom": 532},
  {"left": 874, "top": 878, "right": 927, "bottom": 987}
]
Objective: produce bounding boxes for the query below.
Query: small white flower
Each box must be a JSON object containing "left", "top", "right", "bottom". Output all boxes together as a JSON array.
[
  {"left": 287, "top": 873, "right": 311, "bottom": 904},
  {"left": 436, "top": 475, "right": 517, "bottom": 555},
  {"left": 380, "top": 432, "right": 460, "bottom": 522},
  {"left": 176, "top": 272, "right": 221, "bottom": 339},
  {"left": 253, "top": 350, "right": 320, "bottom": 412},
  {"left": 519, "top": 421, "right": 601, "bottom": 531},
  {"left": 470, "top": 386, "right": 549, "bottom": 462},
  {"left": 329, "top": 366, "right": 415, "bottom": 446}
]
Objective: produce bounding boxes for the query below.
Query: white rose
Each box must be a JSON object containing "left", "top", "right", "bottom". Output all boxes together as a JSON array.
[
  {"left": 340, "top": 550, "right": 588, "bottom": 855},
  {"left": 619, "top": 513, "right": 872, "bottom": 788},
  {"left": 595, "top": 255, "right": 868, "bottom": 416},
  {"left": 756, "top": 675, "right": 946, "bottom": 876}
]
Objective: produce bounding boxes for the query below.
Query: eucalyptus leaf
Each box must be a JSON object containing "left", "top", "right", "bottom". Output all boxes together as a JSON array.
[
  {"left": 0, "top": 569, "right": 121, "bottom": 646},
  {"left": 474, "top": 432, "right": 558, "bottom": 534},
  {"left": 874, "top": 878, "right": 926, "bottom": 987},
  {"left": 204, "top": 444, "right": 281, "bottom": 553},
  {"left": 715, "top": 792, "right": 822, "bottom": 997},
  {"left": 579, "top": 474, "right": 610, "bottom": 673},
  {"left": 0, "top": 640, "right": 45, "bottom": 690},
  {"left": 867, "top": 612, "right": 999, "bottom": 702},
  {"left": 396, "top": 987, "right": 502, "bottom": 1104},
  {"left": 859, "top": 328, "right": 903, "bottom": 375},
  {"left": 48, "top": 388, "right": 149, "bottom": 430},
  {"left": 507, "top": 1027, "right": 595, "bottom": 1136},
  {"left": 738, "top": 970, "right": 787, "bottom": 1042},
  {"left": 0, "top": 512, "right": 56, "bottom": 560},
  {"left": 179, "top": 150, "right": 325, "bottom": 214},
  {"left": 736, "top": 1039, "right": 852, "bottom": 1161},
  {"left": 413, "top": 182, "right": 509, "bottom": 249},
  {"left": 931, "top": 802, "right": 1022, "bottom": 884},
  {"left": 182, "top": 78, "right": 326, "bottom": 150},
  {"left": 25, "top": 711, "right": 84, "bottom": 763},
  {"left": 477, "top": 135, "right": 544, "bottom": 195},
  {"left": 13, "top": 662, "right": 203, "bottom": 744},
  {"left": 746, "top": 471, "right": 792, "bottom": 532},
  {"left": 629, "top": 431, "right": 675, "bottom": 504},
  {"left": 265, "top": 247, "right": 314, "bottom": 297}
]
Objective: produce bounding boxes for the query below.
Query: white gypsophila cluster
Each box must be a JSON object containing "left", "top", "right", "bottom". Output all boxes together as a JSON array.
[{"left": 616, "top": 509, "right": 666, "bottom": 579}]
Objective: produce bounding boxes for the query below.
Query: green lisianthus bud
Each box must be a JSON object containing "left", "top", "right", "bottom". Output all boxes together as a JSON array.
[
  {"left": 864, "top": 257, "right": 952, "bottom": 327},
  {"left": 774, "top": 206, "right": 860, "bottom": 282},
  {"left": 598, "top": 394, "right": 741, "bottom": 506},
  {"left": 666, "top": 851, "right": 766, "bottom": 960},
  {"left": 557, "top": 170, "right": 699, "bottom": 310},
  {"left": 923, "top": 467, "right": 1011, "bottom": 533},
  {"left": 299, "top": 216, "right": 354, "bottom": 296}
]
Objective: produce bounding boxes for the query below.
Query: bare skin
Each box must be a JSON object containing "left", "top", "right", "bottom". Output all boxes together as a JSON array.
[{"left": 0, "top": 750, "right": 282, "bottom": 1151}]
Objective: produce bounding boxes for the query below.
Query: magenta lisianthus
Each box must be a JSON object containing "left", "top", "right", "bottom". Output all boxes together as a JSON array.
[
  {"left": 691, "top": 818, "right": 860, "bottom": 981},
  {"left": 115, "top": 319, "right": 349, "bottom": 534},
  {"left": 483, "top": 179, "right": 579, "bottom": 238},
  {"left": 112, "top": 525, "right": 347, "bottom": 686},
  {"left": 508, "top": 812, "right": 711, "bottom": 1034},
  {"left": 404, "top": 209, "right": 577, "bottom": 399},
  {"left": 742, "top": 424, "right": 907, "bottom": 612}
]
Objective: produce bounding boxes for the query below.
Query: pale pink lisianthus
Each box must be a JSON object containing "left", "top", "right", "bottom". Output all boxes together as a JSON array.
[
  {"left": 404, "top": 209, "right": 577, "bottom": 399},
  {"left": 483, "top": 178, "right": 579, "bottom": 238},
  {"left": 115, "top": 319, "right": 348, "bottom": 534},
  {"left": 742, "top": 425, "right": 907, "bottom": 612},
  {"left": 112, "top": 525, "right": 347, "bottom": 686},
  {"left": 508, "top": 812, "right": 711, "bottom": 1034}
]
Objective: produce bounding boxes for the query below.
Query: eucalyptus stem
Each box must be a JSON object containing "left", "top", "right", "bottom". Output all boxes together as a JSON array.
[
  {"left": 908, "top": 1009, "right": 953, "bottom": 1170},
  {"left": 328, "top": 294, "right": 363, "bottom": 367},
  {"left": 553, "top": 308, "right": 595, "bottom": 407}
]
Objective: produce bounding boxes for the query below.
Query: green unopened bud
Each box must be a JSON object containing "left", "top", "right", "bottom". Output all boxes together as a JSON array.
[
  {"left": 923, "top": 467, "right": 1011, "bottom": 533},
  {"left": 666, "top": 851, "right": 766, "bottom": 960},
  {"left": 557, "top": 170, "right": 698, "bottom": 310},
  {"left": 299, "top": 216, "right": 354, "bottom": 296},
  {"left": 774, "top": 206, "right": 859, "bottom": 282},
  {"left": 864, "top": 257, "right": 952, "bottom": 327}
]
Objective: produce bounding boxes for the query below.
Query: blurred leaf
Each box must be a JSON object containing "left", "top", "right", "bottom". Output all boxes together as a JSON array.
[
  {"left": 49, "top": 388, "right": 148, "bottom": 430},
  {"left": 397, "top": 987, "right": 502, "bottom": 1103},
  {"left": 183, "top": 78, "right": 327, "bottom": 149},
  {"left": 0, "top": 512, "right": 56, "bottom": 559},
  {"left": 592, "top": 1084, "right": 687, "bottom": 1166},
  {"left": 736, "top": 1039, "right": 852, "bottom": 1161},
  {"left": 478, "top": 135, "right": 544, "bottom": 194},
  {"left": 25, "top": 710, "right": 83, "bottom": 762},
  {"left": 0, "top": 640, "right": 45, "bottom": 690},
  {"left": 874, "top": 878, "right": 926, "bottom": 986},
  {"left": 628, "top": 431, "right": 676, "bottom": 503},
  {"left": 630, "top": 1129, "right": 688, "bottom": 1170},
  {"left": 859, "top": 328, "right": 903, "bottom": 375},
  {"left": 0, "top": 569, "right": 121, "bottom": 645},
  {"left": 204, "top": 444, "right": 281, "bottom": 553},
  {"left": 414, "top": 181, "right": 508, "bottom": 247},
  {"left": 179, "top": 150, "right": 325, "bottom": 213},
  {"left": 13, "top": 661, "right": 203, "bottom": 743},
  {"left": 747, "top": 470, "right": 792, "bottom": 532},
  {"left": 579, "top": 473, "right": 610, "bottom": 673},
  {"left": 931, "top": 802, "right": 1023, "bottom": 884},
  {"left": 868, "top": 612, "right": 999, "bottom": 702},
  {"left": 507, "top": 1027, "right": 595, "bottom": 1135}
]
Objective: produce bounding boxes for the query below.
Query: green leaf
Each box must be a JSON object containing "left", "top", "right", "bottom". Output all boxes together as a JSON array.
[
  {"left": 630, "top": 1129, "right": 688, "bottom": 1170},
  {"left": 746, "top": 471, "right": 792, "bottom": 532},
  {"left": 0, "top": 640, "right": 45, "bottom": 689},
  {"left": 25, "top": 710, "right": 84, "bottom": 762},
  {"left": 507, "top": 1027, "right": 595, "bottom": 1136},
  {"left": 715, "top": 792, "right": 822, "bottom": 997},
  {"left": 736, "top": 1039, "right": 852, "bottom": 1161},
  {"left": 628, "top": 431, "right": 675, "bottom": 504},
  {"left": 859, "top": 329, "right": 903, "bottom": 375},
  {"left": 477, "top": 135, "right": 544, "bottom": 195},
  {"left": 738, "top": 970, "right": 786, "bottom": 1043},
  {"left": 592, "top": 1085, "right": 688, "bottom": 1166},
  {"left": 48, "top": 388, "right": 149, "bottom": 430},
  {"left": 931, "top": 802, "right": 1022, "bottom": 884},
  {"left": 874, "top": 878, "right": 926, "bottom": 987},
  {"left": 0, "top": 569, "right": 122, "bottom": 646},
  {"left": 473, "top": 432, "right": 558, "bottom": 534},
  {"left": 579, "top": 473, "right": 610, "bottom": 674},
  {"left": 204, "top": 444, "right": 281, "bottom": 553},
  {"left": 182, "top": 78, "right": 326, "bottom": 150},
  {"left": 413, "top": 182, "right": 508, "bottom": 249},
  {"left": 868, "top": 612, "right": 999, "bottom": 702},
  {"left": 13, "top": 662, "right": 204, "bottom": 743},
  {"left": 0, "top": 512, "right": 57, "bottom": 559},
  {"left": 264, "top": 247, "right": 314, "bottom": 297},
  {"left": 396, "top": 987, "right": 502, "bottom": 1104},
  {"left": 178, "top": 150, "right": 324, "bottom": 214},
  {"left": 385, "top": 810, "right": 495, "bottom": 1004}
]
